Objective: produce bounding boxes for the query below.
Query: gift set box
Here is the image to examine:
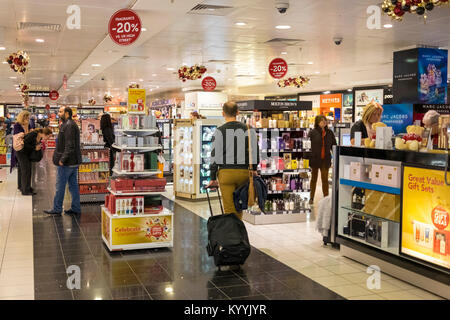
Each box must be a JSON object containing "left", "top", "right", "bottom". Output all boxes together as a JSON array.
[
  {"left": 105, "top": 194, "right": 145, "bottom": 215},
  {"left": 363, "top": 190, "right": 401, "bottom": 222},
  {"left": 110, "top": 177, "right": 167, "bottom": 193},
  {"left": 370, "top": 164, "right": 400, "bottom": 188}
]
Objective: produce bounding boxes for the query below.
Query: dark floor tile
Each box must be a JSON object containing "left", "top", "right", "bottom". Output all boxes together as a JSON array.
[
  {"left": 296, "top": 289, "right": 345, "bottom": 300},
  {"left": 36, "top": 291, "right": 74, "bottom": 300},
  {"left": 73, "top": 288, "right": 113, "bottom": 300},
  {"left": 218, "top": 285, "right": 262, "bottom": 299},
  {"left": 34, "top": 272, "right": 69, "bottom": 285},
  {"left": 265, "top": 290, "right": 303, "bottom": 300},
  {"left": 268, "top": 269, "right": 309, "bottom": 282},
  {"left": 34, "top": 264, "right": 68, "bottom": 275},
  {"left": 247, "top": 278, "right": 289, "bottom": 294},
  {"left": 144, "top": 282, "right": 179, "bottom": 295},
  {"left": 109, "top": 274, "right": 142, "bottom": 288},
  {"left": 115, "top": 295, "right": 152, "bottom": 300},
  {"left": 150, "top": 291, "right": 190, "bottom": 300},
  {"left": 35, "top": 281, "right": 70, "bottom": 294},
  {"left": 231, "top": 295, "right": 268, "bottom": 300},
  {"left": 109, "top": 285, "right": 149, "bottom": 299},
  {"left": 187, "top": 288, "right": 230, "bottom": 300},
  {"left": 210, "top": 275, "right": 248, "bottom": 288},
  {"left": 63, "top": 254, "right": 96, "bottom": 265}
]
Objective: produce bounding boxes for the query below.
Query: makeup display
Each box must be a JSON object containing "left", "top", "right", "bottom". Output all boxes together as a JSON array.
[
  {"left": 78, "top": 146, "right": 110, "bottom": 202},
  {"left": 102, "top": 107, "right": 173, "bottom": 252},
  {"left": 173, "top": 119, "right": 223, "bottom": 200}
]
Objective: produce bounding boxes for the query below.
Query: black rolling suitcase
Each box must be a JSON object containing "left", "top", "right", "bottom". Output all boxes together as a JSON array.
[{"left": 205, "top": 187, "right": 251, "bottom": 269}]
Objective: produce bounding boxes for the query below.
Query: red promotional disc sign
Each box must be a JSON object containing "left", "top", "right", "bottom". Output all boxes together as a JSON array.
[
  {"left": 108, "top": 9, "right": 142, "bottom": 46},
  {"left": 432, "top": 206, "right": 449, "bottom": 230},
  {"left": 45, "top": 104, "right": 50, "bottom": 110},
  {"left": 268, "top": 58, "right": 288, "bottom": 79},
  {"left": 49, "top": 90, "right": 59, "bottom": 101},
  {"left": 202, "top": 76, "right": 216, "bottom": 91}
]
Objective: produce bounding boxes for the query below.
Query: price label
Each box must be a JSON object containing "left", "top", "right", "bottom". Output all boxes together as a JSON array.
[
  {"left": 49, "top": 90, "right": 59, "bottom": 101},
  {"left": 108, "top": 9, "right": 142, "bottom": 46},
  {"left": 432, "top": 206, "right": 449, "bottom": 230},
  {"left": 202, "top": 76, "right": 216, "bottom": 91},
  {"left": 268, "top": 58, "right": 288, "bottom": 79}
]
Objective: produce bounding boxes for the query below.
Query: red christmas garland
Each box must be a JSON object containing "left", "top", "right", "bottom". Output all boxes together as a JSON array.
[
  {"left": 277, "top": 76, "right": 310, "bottom": 88},
  {"left": 178, "top": 65, "right": 207, "bottom": 82},
  {"left": 382, "top": 0, "right": 450, "bottom": 20}
]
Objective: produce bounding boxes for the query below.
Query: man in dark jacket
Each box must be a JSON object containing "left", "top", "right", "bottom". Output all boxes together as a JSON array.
[
  {"left": 207, "top": 102, "right": 259, "bottom": 220},
  {"left": 44, "top": 107, "right": 82, "bottom": 215}
]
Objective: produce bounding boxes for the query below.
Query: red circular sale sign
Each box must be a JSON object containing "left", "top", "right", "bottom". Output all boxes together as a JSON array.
[
  {"left": 268, "top": 58, "right": 288, "bottom": 79},
  {"left": 108, "top": 9, "right": 142, "bottom": 46},
  {"left": 432, "top": 206, "right": 449, "bottom": 230},
  {"left": 45, "top": 104, "right": 50, "bottom": 110},
  {"left": 49, "top": 90, "right": 59, "bottom": 101},
  {"left": 202, "top": 76, "right": 216, "bottom": 91},
  {"left": 151, "top": 225, "right": 163, "bottom": 238}
]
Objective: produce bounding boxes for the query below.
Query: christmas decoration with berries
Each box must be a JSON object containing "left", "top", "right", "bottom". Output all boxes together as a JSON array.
[
  {"left": 103, "top": 93, "right": 113, "bottom": 103},
  {"left": 382, "top": 0, "right": 449, "bottom": 20},
  {"left": 277, "top": 76, "right": 310, "bottom": 88},
  {"left": 5, "top": 51, "right": 30, "bottom": 74},
  {"left": 178, "top": 65, "right": 207, "bottom": 82}
]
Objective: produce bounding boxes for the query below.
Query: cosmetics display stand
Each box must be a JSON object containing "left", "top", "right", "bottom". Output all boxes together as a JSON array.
[
  {"left": 78, "top": 145, "right": 110, "bottom": 203},
  {"left": 237, "top": 100, "right": 314, "bottom": 225},
  {"left": 101, "top": 114, "right": 173, "bottom": 251}
]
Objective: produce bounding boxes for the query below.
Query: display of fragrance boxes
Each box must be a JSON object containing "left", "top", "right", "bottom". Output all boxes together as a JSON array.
[
  {"left": 115, "top": 136, "right": 159, "bottom": 147},
  {"left": 110, "top": 177, "right": 167, "bottom": 193},
  {"left": 118, "top": 115, "right": 156, "bottom": 130},
  {"left": 105, "top": 194, "right": 144, "bottom": 215},
  {"left": 82, "top": 150, "right": 109, "bottom": 163}
]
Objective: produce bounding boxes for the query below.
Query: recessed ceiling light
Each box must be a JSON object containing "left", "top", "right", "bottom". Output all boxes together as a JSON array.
[
  {"left": 81, "top": 73, "right": 89, "bottom": 76},
  {"left": 167, "top": 68, "right": 175, "bottom": 71},
  {"left": 152, "top": 74, "right": 157, "bottom": 77},
  {"left": 139, "top": 79, "right": 144, "bottom": 82},
  {"left": 235, "top": 22, "right": 247, "bottom": 26},
  {"left": 35, "top": 38, "right": 45, "bottom": 43},
  {"left": 9, "top": 76, "right": 16, "bottom": 79},
  {"left": 307, "top": 61, "right": 314, "bottom": 65},
  {"left": 141, "top": 27, "right": 147, "bottom": 31},
  {"left": 75, "top": 80, "right": 81, "bottom": 83},
  {"left": 275, "top": 25, "right": 291, "bottom": 30},
  {"left": 228, "top": 78, "right": 232, "bottom": 81},
  {"left": 323, "top": 91, "right": 331, "bottom": 94},
  {"left": 347, "top": 88, "right": 352, "bottom": 92},
  {"left": 91, "top": 64, "right": 101, "bottom": 67},
  {"left": 383, "top": 24, "right": 393, "bottom": 29},
  {"left": 0, "top": 47, "right": 5, "bottom": 51},
  {"left": 281, "top": 52, "right": 287, "bottom": 55},
  {"left": 2, "top": 61, "right": 7, "bottom": 64},
  {"left": 315, "top": 71, "right": 320, "bottom": 74}
]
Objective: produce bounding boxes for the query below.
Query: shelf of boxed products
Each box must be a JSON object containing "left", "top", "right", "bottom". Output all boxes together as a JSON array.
[
  {"left": 112, "top": 168, "right": 161, "bottom": 176},
  {"left": 339, "top": 179, "right": 400, "bottom": 195},
  {"left": 107, "top": 187, "right": 165, "bottom": 196},
  {"left": 111, "top": 144, "right": 162, "bottom": 152},
  {"left": 259, "top": 168, "right": 311, "bottom": 175},
  {"left": 261, "top": 149, "right": 311, "bottom": 153},
  {"left": 115, "top": 128, "right": 159, "bottom": 136},
  {"left": 101, "top": 205, "right": 173, "bottom": 219},
  {"left": 341, "top": 206, "right": 400, "bottom": 224}
]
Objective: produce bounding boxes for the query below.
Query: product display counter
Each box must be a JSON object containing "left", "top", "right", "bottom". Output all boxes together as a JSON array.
[{"left": 333, "top": 146, "right": 450, "bottom": 298}]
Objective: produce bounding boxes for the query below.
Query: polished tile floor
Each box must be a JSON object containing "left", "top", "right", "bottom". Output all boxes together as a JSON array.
[{"left": 31, "top": 152, "right": 344, "bottom": 300}]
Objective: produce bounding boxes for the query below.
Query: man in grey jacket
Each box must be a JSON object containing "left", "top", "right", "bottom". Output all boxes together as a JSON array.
[{"left": 44, "top": 106, "right": 82, "bottom": 215}]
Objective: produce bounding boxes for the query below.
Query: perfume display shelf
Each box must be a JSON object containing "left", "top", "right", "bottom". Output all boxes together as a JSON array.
[
  {"left": 102, "top": 114, "right": 173, "bottom": 251},
  {"left": 78, "top": 146, "right": 110, "bottom": 203}
]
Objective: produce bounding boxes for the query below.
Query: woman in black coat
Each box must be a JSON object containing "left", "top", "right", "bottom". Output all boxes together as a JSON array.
[
  {"left": 100, "top": 113, "right": 116, "bottom": 175},
  {"left": 17, "top": 127, "right": 52, "bottom": 195},
  {"left": 307, "top": 115, "right": 337, "bottom": 204}
]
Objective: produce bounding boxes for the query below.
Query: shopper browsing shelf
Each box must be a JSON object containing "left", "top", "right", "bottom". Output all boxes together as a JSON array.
[
  {"left": 100, "top": 113, "right": 116, "bottom": 175},
  {"left": 350, "top": 101, "right": 383, "bottom": 146},
  {"left": 207, "top": 102, "right": 259, "bottom": 220},
  {"left": 17, "top": 127, "right": 53, "bottom": 195},
  {"left": 11, "top": 110, "right": 31, "bottom": 192},
  {"left": 308, "top": 115, "right": 337, "bottom": 205},
  {"left": 44, "top": 107, "right": 82, "bottom": 215}
]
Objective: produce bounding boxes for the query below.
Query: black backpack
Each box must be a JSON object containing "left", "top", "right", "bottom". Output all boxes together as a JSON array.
[{"left": 205, "top": 188, "right": 251, "bottom": 267}]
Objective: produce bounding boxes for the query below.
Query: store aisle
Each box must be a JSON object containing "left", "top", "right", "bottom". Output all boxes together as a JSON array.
[
  {"left": 30, "top": 151, "right": 345, "bottom": 300},
  {"left": 0, "top": 169, "right": 34, "bottom": 300}
]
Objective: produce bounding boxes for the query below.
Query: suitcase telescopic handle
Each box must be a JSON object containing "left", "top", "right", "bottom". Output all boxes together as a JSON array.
[{"left": 205, "top": 186, "right": 224, "bottom": 216}]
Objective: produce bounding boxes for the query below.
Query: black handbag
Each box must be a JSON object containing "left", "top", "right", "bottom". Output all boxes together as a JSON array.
[{"left": 29, "top": 149, "right": 43, "bottom": 162}]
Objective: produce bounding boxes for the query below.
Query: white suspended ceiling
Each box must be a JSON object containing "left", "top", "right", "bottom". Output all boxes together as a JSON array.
[{"left": 0, "top": 0, "right": 449, "bottom": 104}]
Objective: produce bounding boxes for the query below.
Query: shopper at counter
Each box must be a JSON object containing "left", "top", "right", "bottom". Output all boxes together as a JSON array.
[
  {"left": 350, "top": 101, "right": 383, "bottom": 146},
  {"left": 207, "top": 102, "right": 259, "bottom": 220},
  {"left": 100, "top": 113, "right": 116, "bottom": 175},
  {"left": 308, "top": 115, "right": 337, "bottom": 205},
  {"left": 44, "top": 107, "right": 82, "bottom": 215}
]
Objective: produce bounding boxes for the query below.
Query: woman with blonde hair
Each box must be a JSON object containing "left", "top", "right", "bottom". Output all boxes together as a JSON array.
[
  {"left": 350, "top": 101, "right": 383, "bottom": 146},
  {"left": 11, "top": 110, "right": 31, "bottom": 191}
]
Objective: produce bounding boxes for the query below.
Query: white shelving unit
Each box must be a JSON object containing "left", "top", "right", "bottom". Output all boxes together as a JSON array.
[{"left": 102, "top": 115, "right": 173, "bottom": 251}]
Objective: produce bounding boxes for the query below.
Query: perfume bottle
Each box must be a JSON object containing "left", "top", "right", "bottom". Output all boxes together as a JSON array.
[{"left": 130, "top": 153, "right": 135, "bottom": 172}]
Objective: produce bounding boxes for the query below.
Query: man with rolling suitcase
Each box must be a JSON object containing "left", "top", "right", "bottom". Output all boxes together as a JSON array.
[{"left": 205, "top": 101, "right": 259, "bottom": 268}]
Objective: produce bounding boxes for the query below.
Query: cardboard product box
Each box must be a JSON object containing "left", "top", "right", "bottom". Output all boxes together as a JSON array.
[
  {"left": 371, "top": 164, "right": 384, "bottom": 185},
  {"left": 383, "top": 165, "right": 401, "bottom": 188},
  {"left": 137, "top": 137, "right": 144, "bottom": 147},
  {"left": 261, "top": 118, "right": 269, "bottom": 128},
  {"left": 284, "top": 153, "right": 292, "bottom": 170},
  {"left": 350, "top": 162, "right": 364, "bottom": 181},
  {"left": 127, "top": 137, "right": 137, "bottom": 147},
  {"left": 365, "top": 218, "right": 390, "bottom": 248},
  {"left": 363, "top": 190, "right": 401, "bottom": 222},
  {"left": 433, "top": 229, "right": 450, "bottom": 256},
  {"left": 375, "top": 127, "right": 393, "bottom": 149},
  {"left": 343, "top": 164, "right": 351, "bottom": 179}
]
